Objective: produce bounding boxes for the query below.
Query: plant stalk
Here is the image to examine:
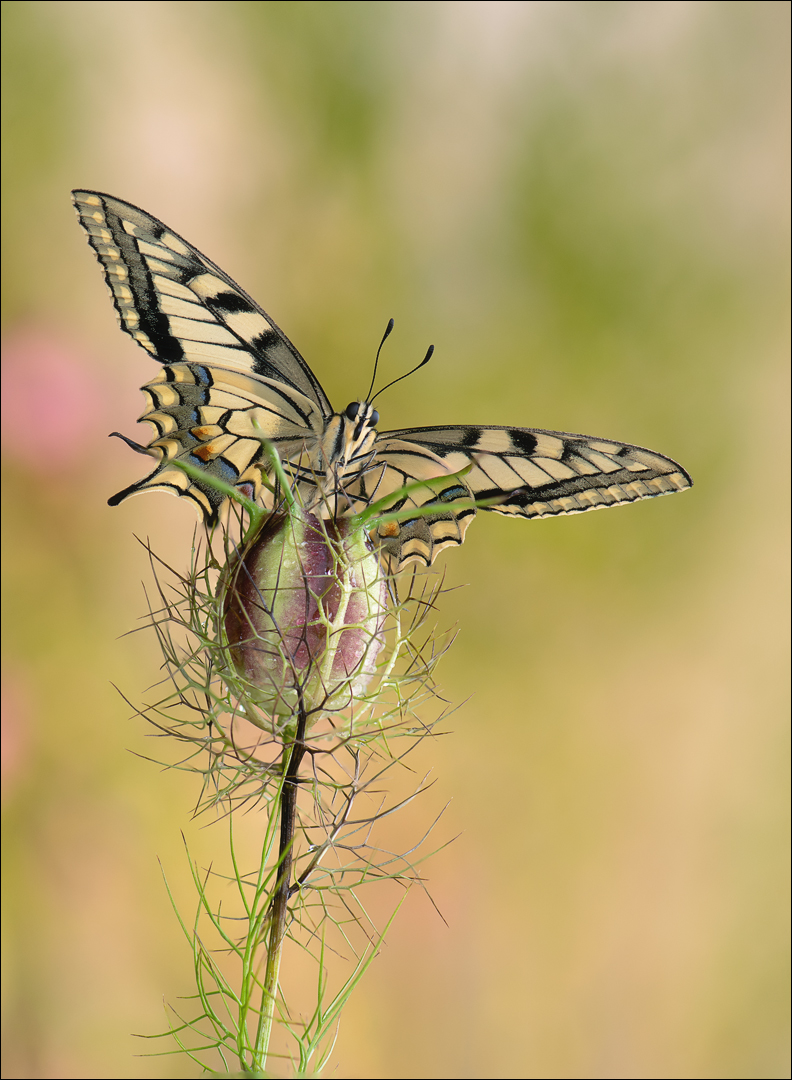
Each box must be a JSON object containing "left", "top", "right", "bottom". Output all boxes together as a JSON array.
[{"left": 253, "top": 703, "right": 307, "bottom": 1072}]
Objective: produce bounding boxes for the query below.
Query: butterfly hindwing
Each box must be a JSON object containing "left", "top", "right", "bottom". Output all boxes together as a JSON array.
[
  {"left": 345, "top": 438, "right": 478, "bottom": 570},
  {"left": 73, "top": 190, "right": 329, "bottom": 520},
  {"left": 359, "top": 426, "right": 692, "bottom": 570}
]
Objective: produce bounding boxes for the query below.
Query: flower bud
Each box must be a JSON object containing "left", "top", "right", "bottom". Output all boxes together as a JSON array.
[{"left": 222, "top": 512, "right": 388, "bottom": 727}]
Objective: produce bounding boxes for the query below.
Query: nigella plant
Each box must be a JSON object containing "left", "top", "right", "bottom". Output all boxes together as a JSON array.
[
  {"left": 74, "top": 191, "right": 691, "bottom": 1076},
  {"left": 137, "top": 457, "right": 456, "bottom": 1076}
]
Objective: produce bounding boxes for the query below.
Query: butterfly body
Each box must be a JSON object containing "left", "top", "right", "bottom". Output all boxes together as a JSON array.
[{"left": 74, "top": 190, "right": 692, "bottom": 570}]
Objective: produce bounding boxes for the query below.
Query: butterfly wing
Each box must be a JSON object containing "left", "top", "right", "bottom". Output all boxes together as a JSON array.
[
  {"left": 73, "top": 190, "right": 331, "bottom": 522},
  {"left": 350, "top": 425, "right": 692, "bottom": 570}
]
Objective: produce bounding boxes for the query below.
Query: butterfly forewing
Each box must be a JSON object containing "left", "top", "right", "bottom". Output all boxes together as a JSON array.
[{"left": 73, "top": 190, "right": 331, "bottom": 518}]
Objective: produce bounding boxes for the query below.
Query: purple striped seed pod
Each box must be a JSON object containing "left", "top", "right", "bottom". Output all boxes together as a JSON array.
[{"left": 223, "top": 511, "right": 388, "bottom": 727}]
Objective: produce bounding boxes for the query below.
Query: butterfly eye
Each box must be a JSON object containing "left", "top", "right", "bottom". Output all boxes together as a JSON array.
[
  {"left": 369, "top": 409, "right": 379, "bottom": 427},
  {"left": 345, "top": 402, "right": 360, "bottom": 421}
]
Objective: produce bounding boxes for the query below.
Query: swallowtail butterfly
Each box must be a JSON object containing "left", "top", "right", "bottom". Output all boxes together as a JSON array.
[{"left": 73, "top": 190, "right": 692, "bottom": 571}]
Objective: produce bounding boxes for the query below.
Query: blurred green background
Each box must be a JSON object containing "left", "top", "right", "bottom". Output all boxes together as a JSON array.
[{"left": 2, "top": 2, "right": 788, "bottom": 1077}]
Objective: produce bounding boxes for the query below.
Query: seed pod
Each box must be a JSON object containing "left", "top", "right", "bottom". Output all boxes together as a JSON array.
[{"left": 222, "top": 511, "right": 388, "bottom": 728}]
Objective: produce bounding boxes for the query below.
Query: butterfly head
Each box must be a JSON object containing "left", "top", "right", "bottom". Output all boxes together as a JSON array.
[{"left": 345, "top": 400, "right": 379, "bottom": 436}]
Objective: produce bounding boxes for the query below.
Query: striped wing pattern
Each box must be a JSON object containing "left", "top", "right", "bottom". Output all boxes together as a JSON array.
[
  {"left": 360, "top": 426, "right": 692, "bottom": 570},
  {"left": 72, "top": 190, "right": 329, "bottom": 521},
  {"left": 74, "top": 190, "right": 692, "bottom": 569}
]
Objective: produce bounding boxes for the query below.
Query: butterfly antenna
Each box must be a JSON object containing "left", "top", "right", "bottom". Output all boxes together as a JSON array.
[
  {"left": 370, "top": 344, "right": 434, "bottom": 404},
  {"left": 366, "top": 318, "right": 395, "bottom": 403}
]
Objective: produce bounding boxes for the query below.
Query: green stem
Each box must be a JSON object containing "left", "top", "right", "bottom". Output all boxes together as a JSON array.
[{"left": 253, "top": 704, "right": 307, "bottom": 1073}]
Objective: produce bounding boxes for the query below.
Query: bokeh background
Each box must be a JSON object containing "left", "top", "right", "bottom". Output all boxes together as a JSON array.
[{"left": 2, "top": 2, "right": 789, "bottom": 1078}]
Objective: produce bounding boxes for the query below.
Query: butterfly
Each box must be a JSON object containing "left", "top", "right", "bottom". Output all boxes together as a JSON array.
[{"left": 73, "top": 190, "right": 692, "bottom": 572}]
